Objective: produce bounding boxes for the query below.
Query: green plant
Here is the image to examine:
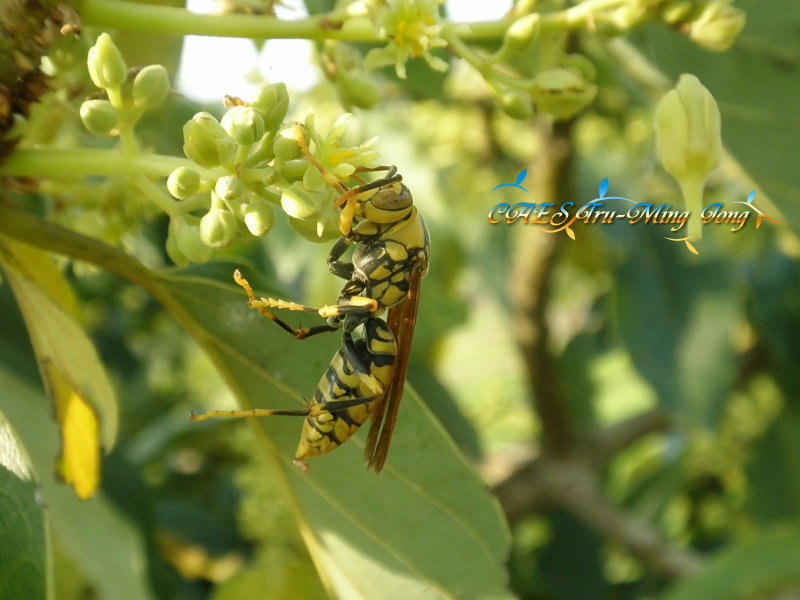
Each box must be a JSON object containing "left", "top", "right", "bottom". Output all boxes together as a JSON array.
[{"left": 2, "top": 1, "right": 800, "bottom": 599}]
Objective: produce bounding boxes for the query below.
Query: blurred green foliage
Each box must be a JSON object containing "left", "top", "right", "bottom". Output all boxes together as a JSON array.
[{"left": 2, "top": 1, "right": 800, "bottom": 599}]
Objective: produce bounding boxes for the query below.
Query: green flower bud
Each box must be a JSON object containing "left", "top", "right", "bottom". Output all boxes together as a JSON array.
[
  {"left": 660, "top": 0, "right": 693, "bottom": 25},
  {"left": 221, "top": 105, "right": 265, "bottom": 146},
  {"left": 199, "top": 206, "right": 238, "bottom": 249},
  {"left": 281, "top": 158, "right": 310, "bottom": 182},
  {"left": 280, "top": 185, "right": 318, "bottom": 219},
  {"left": 496, "top": 88, "right": 534, "bottom": 120},
  {"left": 654, "top": 74, "right": 721, "bottom": 239},
  {"left": 79, "top": 99, "right": 119, "bottom": 136},
  {"left": 688, "top": 1, "right": 746, "bottom": 52},
  {"left": 132, "top": 65, "right": 170, "bottom": 107},
  {"left": 183, "top": 112, "right": 237, "bottom": 168},
  {"left": 273, "top": 128, "right": 301, "bottom": 161},
  {"left": 243, "top": 196, "right": 275, "bottom": 237},
  {"left": 252, "top": 83, "right": 289, "bottom": 132},
  {"left": 87, "top": 33, "right": 127, "bottom": 90},
  {"left": 165, "top": 227, "right": 188, "bottom": 266},
  {"left": 655, "top": 74, "right": 721, "bottom": 183},
  {"left": 529, "top": 68, "right": 597, "bottom": 120},
  {"left": 167, "top": 167, "right": 202, "bottom": 199},
  {"left": 243, "top": 130, "right": 276, "bottom": 167},
  {"left": 288, "top": 213, "right": 339, "bottom": 242},
  {"left": 503, "top": 13, "right": 541, "bottom": 54},
  {"left": 170, "top": 216, "right": 211, "bottom": 264},
  {"left": 336, "top": 69, "right": 380, "bottom": 110},
  {"left": 214, "top": 175, "right": 246, "bottom": 203},
  {"left": 561, "top": 54, "right": 597, "bottom": 82},
  {"left": 611, "top": 4, "right": 649, "bottom": 30}
]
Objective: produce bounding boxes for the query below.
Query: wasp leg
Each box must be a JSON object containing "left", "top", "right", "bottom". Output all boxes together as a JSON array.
[
  {"left": 327, "top": 237, "right": 355, "bottom": 280},
  {"left": 233, "top": 269, "right": 340, "bottom": 340}
]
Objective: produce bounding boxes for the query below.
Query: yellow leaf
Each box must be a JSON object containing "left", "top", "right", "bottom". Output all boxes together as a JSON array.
[
  {"left": 0, "top": 238, "right": 117, "bottom": 498},
  {"left": 46, "top": 362, "right": 100, "bottom": 499}
]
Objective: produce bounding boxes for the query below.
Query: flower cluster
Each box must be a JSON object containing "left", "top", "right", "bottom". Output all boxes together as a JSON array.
[{"left": 80, "top": 34, "right": 384, "bottom": 265}]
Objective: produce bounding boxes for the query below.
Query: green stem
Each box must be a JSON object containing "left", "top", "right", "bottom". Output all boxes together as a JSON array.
[
  {"left": 0, "top": 203, "right": 155, "bottom": 293},
  {"left": 76, "top": 0, "right": 376, "bottom": 40},
  {"left": 0, "top": 149, "right": 193, "bottom": 179},
  {"left": 75, "top": 0, "right": 633, "bottom": 41},
  {"left": 679, "top": 175, "right": 706, "bottom": 241}
]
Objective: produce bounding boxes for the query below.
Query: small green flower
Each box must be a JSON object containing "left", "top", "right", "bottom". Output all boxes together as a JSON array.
[
  {"left": 87, "top": 33, "right": 127, "bottom": 90},
  {"left": 364, "top": 0, "right": 449, "bottom": 78},
  {"left": 301, "top": 113, "right": 379, "bottom": 189}
]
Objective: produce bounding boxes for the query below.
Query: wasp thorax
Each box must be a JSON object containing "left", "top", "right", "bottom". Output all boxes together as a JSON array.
[{"left": 362, "top": 184, "right": 413, "bottom": 223}]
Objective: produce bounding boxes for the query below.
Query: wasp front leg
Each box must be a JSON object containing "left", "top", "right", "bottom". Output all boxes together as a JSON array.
[{"left": 233, "top": 269, "right": 339, "bottom": 340}]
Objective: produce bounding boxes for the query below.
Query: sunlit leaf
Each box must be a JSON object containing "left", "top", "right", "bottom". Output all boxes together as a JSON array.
[
  {"left": 153, "top": 266, "right": 513, "bottom": 600},
  {"left": 0, "top": 239, "right": 117, "bottom": 498}
]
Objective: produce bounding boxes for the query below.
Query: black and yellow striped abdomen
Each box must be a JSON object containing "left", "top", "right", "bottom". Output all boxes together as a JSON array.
[{"left": 293, "top": 316, "right": 397, "bottom": 461}]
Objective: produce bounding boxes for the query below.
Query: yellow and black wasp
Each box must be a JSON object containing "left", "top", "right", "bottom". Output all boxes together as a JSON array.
[{"left": 192, "top": 128, "right": 429, "bottom": 472}]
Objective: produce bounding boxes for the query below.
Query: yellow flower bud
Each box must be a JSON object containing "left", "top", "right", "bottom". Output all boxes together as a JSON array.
[
  {"left": 79, "top": 99, "right": 119, "bottom": 136},
  {"left": 87, "top": 33, "right": 127, "bottom": 90},
  {"left": 688, "top": 1, "right": 746, "bottom": 52}
]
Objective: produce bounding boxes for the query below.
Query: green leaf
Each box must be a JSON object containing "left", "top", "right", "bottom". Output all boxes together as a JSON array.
[
  {"left": 746, "top": 407, "right": 800, "bottom": 525},
  {"left": 0, "top": 367, "right": 155, "bottom": 600},
  {"left": 0, "top": 463, "right": 45, "bottom": 600},
  {"left": 662, "top": 526, "right": 800, "bottom": 600},
  {"left": 153, "top": 266, "right": 513, "bottom": 599},
  {"left": 612, "top": 235, "right": 739, "bottom": 425},
  {"left": 0, "top": 196, "right": 512, "bottom": 599}
]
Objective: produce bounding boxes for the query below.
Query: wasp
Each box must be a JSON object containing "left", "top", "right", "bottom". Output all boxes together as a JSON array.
[{"left": 193, "top": 129, "right": 429, "bottom": 472}]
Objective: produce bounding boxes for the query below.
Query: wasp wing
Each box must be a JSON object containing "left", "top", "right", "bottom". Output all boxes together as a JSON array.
[{"left": 364, "top": 265, "right": 423, "bottom": 472}]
